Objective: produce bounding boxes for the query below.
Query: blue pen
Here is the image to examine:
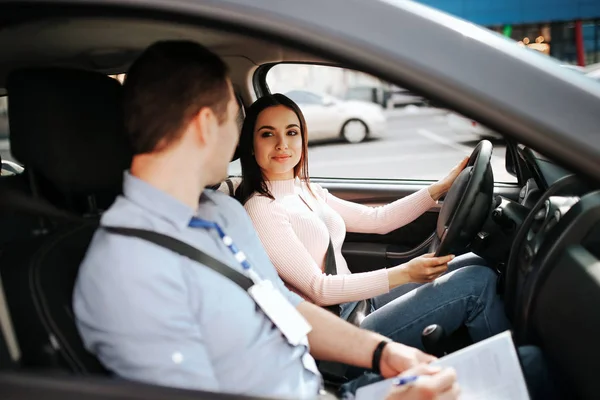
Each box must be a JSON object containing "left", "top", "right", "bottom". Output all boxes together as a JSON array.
[{"left": 393, "top": 375, "right": 419, "bottom": 386}]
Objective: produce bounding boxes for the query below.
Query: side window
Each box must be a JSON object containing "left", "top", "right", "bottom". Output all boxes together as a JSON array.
[
  {"left": 265, "top": 64, "right": 516, "bottom": 183},
  {"left": 286, "top": 90, "right": 322, "bottom": 105}
]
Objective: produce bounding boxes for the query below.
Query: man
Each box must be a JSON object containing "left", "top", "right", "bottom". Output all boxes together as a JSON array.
[{"left": 73, "top": 40, "right": 460, "bottom": 400}]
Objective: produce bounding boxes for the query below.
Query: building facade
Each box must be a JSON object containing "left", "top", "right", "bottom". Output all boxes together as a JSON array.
[{"left": 417, "top": 0, "right": 600, "bottom": 65}]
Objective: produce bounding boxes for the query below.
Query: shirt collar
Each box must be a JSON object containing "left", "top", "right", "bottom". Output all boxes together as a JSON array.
[{"left": 122, "top": 171, "right": 197, "bottom": 230}]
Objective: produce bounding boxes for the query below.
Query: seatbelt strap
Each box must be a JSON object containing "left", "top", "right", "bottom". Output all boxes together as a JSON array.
[
  {"left": 103, "top": 227, "right": 253, "bottom": 291},
  {"left": 225, "top": 178, "right": 234, "bottom": 196}
]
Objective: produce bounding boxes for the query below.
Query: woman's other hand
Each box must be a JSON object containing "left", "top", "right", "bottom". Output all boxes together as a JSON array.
[
  {"left": 428, "top": 156, "right": 469, "bottom": 201},
  {"left": 388, "top": 253, "right": 455, "bottom": 288}
]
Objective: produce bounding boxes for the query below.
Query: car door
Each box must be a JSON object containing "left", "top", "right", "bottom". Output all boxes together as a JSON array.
[{"left": 315, "top": 178, "right": 520, "bottom": 273}]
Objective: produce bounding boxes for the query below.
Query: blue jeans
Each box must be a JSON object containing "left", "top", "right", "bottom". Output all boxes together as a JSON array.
[{"left": 340, "top": 253, "right": 511, "bottom": 351}]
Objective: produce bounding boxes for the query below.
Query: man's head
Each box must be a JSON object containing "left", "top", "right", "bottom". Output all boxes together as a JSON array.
[{"left": 123, "top": 40, "right": 239, "bottom": 184}]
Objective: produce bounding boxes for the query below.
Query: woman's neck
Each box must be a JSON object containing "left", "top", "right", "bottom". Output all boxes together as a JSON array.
[{"left": 263, "top": 171, "right": 295, "bottom": 181}]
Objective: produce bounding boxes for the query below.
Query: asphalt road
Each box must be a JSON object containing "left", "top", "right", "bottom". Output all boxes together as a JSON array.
[{"left": 1, "top": 107, "right": 515, "bottom": 183}]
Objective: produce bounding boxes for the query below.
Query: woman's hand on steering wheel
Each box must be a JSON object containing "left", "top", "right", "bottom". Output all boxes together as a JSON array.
[
  {"left": 428, "top": 156, "right": 469, "bottom": 201},
  {"left": 388, "top": 253, "right": 455, "bottom": 288}
]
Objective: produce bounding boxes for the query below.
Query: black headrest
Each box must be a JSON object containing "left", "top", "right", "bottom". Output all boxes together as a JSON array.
[{"left": 6, "top": 68, "right": 132, "bottom": 197}]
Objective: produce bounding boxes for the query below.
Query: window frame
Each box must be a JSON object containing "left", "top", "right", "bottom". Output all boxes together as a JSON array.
[{"left": 254, "top": 62, "right": 519, "bottom": 185}]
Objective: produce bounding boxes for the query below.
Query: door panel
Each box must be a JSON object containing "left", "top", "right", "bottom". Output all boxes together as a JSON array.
[{"left": 312, "top": 178, "right": 520, "bottom": 273}]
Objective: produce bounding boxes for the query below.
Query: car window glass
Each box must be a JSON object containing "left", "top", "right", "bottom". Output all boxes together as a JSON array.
[
  {"left": 236, "top": 64, "right": 515, "bottom": 183},
  {"left": 286, "top": 90, "right": 322, "bottom": 105}
]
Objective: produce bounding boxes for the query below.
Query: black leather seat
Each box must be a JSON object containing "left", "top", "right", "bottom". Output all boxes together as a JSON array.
[{"left": 0, "top": 68, "right": 131, "bottom": 373}]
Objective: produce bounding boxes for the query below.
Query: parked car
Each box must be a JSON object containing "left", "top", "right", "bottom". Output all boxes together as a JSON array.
[
  {"left": 344, "top": 85, "right": 423, "bottom": 109},
  {"left": 386, "top": 85, "right": 424, "bottom": 108},
  {"left": 343, "top": 85, "right": 387, "bottom": 106},
  {"left": 285, "top": 90, "right": 386, "bottom": 143}
]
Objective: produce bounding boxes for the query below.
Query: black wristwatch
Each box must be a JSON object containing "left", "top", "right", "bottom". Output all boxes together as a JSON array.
[{"left": 371, "top": 339, "right": 392, "bottom": 375}]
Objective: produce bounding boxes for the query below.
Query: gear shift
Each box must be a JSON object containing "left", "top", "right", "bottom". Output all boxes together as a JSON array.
[{"left": 421, "top": 324, "right": 446, "bottom": 357}]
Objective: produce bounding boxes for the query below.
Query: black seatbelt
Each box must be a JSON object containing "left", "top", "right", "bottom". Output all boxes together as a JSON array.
[
  {"left": 104, "top": 227, "right": 253, "bottom": 291},
  {"left": 225, "top": 178, "right": 234, "bottom": 197},
  {"left": 323, "top": 240, "right": 340, "bottom": 316}
]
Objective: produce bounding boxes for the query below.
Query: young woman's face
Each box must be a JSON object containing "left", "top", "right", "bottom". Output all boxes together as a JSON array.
[{"left": 253, "top": 105, "right": 303, "bottom": 181}]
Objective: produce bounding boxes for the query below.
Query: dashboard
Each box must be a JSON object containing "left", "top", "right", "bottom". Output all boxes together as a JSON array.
[{"left": 496, "top": 146, "right": 600, "bottom": 348}]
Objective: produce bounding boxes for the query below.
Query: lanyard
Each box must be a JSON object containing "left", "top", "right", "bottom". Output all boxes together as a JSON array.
[{"left": 188, "top": 217, "right": 261, "bottom": 283}]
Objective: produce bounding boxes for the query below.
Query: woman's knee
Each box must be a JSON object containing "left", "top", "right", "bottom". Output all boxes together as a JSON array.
[
  {"left": 446, "top": 252, "right": 487, "bottom": 272},
  {"left": 448, "top": 265, "right": 498, "bottom": 295}
]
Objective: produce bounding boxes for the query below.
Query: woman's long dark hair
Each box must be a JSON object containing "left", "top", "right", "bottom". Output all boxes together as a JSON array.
[{"left": 235, "top": 94, "right": 313, "bottom": 205}]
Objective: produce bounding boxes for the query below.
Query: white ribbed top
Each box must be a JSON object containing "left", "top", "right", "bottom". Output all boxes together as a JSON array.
[{"left": 243, "top": 178, "right": 436, "bottom": 306}]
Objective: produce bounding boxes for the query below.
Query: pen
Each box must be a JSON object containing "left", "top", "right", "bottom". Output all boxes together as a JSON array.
[{"left": 393, "top": 375, "right": 419, "bottom": 386}]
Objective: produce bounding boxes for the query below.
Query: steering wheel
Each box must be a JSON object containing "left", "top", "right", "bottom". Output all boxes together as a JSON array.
[{"left": 430, "top": 140, "right": 495, "bottom": 256}]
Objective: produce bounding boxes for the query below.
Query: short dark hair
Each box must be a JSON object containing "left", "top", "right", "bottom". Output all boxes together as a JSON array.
[
  {"left": 235, "top": 94, "right": 313, "bottom": 205},
  {"left": 123, "top": 40, "right": 230, "bottom": 155}
]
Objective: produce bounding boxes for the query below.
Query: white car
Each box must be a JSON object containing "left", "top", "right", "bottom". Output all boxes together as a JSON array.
[
  {"left": 386, "top": 86, "right": 424, "bottom": 108},
  {"left": 285, "top": 90, "right": 386, "bottom": 143}
]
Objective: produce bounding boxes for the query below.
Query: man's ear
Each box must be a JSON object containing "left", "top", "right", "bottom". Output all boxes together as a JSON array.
[{"left": 191, "top": 107, "right": 219, "bottom": 146}]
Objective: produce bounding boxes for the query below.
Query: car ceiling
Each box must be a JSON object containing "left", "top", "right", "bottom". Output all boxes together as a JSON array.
[
  {"left": 1, "top": 1, "right": 600, "bottom": 185},
  {"left": 0, "top": 17, "right": 328, "bottom": 100}
]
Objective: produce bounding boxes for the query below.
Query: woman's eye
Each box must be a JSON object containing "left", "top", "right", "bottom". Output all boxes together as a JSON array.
[
  {"left": 260, "top": 131, "right": 273, "bottom": 138},
  {"left": 288, "top": 130, "right": 298, "bottom": 136}
]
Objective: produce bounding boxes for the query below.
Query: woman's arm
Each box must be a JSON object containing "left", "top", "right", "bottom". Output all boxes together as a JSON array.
[
  {"left": 244, "top": 196, "right": 390, "bottom": 306},
  {"left": 315, "top": 184, "right": 436, "bottom": 235},
  {"left": 314, "top": 157, "right": 469, "bottom": 235}
]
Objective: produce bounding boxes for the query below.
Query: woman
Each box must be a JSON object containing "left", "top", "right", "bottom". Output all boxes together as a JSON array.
[{"left": 235, "top": 94, "right": 510, "bottom": 351}]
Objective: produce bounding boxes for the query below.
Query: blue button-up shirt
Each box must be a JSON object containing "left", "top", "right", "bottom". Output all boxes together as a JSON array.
[{"left": 73, "top": 173, "right": 321, "bottom": 398}]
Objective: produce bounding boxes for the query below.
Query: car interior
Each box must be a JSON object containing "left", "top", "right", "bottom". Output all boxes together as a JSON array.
[{"left": 0, "top": 9, "right": 599, "bottom": 400}]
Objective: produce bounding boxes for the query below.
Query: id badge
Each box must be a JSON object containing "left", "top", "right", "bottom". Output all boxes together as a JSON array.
[{"left": 248, "top": 280, "right": 312, "bottom": 346}]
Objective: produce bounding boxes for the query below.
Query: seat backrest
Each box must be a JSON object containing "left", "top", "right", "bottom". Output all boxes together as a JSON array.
[
  {"left": 213, "top": 177, "right": 241, "bottom": 197},
  {"left": 0, "top": 68, "right": 131, "bottom": 374}
]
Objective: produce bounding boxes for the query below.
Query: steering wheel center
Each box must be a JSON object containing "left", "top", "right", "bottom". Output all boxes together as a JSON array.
[{"left": 432, "top": 140, "right": 495, "bottom": 256}]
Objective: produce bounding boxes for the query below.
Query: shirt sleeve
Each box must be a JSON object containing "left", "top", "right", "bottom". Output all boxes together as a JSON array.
[
  {"left": 244, "top": 195, "right": 389, "bottom": 306},
  {"left": 313, "top": 184, "right": 436, "bottom": 235}
]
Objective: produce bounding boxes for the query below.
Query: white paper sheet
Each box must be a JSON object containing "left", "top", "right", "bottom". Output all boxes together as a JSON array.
[{"left": 355, "top": 331, "right": 530, "bottom": 400}]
